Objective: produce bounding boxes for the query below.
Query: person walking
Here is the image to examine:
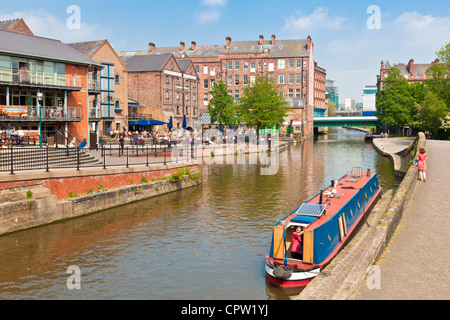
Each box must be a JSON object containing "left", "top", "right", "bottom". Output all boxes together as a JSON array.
[
  {"left": 119, "top": 136, "right": 125, "bottom": 155},
  {"left": 416, "top": 147, "right": 427, "bottom": 182}
]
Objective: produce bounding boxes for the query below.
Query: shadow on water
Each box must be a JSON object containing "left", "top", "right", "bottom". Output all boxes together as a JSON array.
[{"left": 0, "top": 127, "right": 402, "bottom": 300}]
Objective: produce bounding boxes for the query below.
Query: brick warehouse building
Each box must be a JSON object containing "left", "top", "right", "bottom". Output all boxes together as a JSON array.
[
  {"left": 0, "top": 29, "right": 102, "bottom": 145},
  {"left": 119, "top": 34, "right": 326, "bottom": 137},
  {"left": 119, "top": 53, "right": 199, "bottom": 130}
]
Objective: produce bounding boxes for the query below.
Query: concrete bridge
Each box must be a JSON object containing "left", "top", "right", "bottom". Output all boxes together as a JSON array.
[{"left": 313, "top": 116, "right": 380, "bottom": 128}]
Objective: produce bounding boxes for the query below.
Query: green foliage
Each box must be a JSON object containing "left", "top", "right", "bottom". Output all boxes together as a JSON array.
[
  {"left": 26, "top": 190, "right": 32, "bottom": 199},
  {"left": 207, "top": 80, "right": 237, "bottom": 130},
  {"left": 236, "top": 74, "right": 288, "bottom": 135},
  {"left": 141, "top": 176, "right": 149, "bottom": 184},
  {"left": 98, "top": 183, "right": 105, "bottom": 192},
  {"left": 87, "top": 188, "right": 93, "bottom": 194},
  {"left": 68, "top": 192, "right": 74, "bottom": 198},
  {"left": 376, "top": 65, "right": 417, "bottom": 128},
  {"left": 414, "top": 91, "right": 448, "bottom": 139}
]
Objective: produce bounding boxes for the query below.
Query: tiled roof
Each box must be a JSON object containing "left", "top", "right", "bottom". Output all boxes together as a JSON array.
[
  {"left": 0, "top": 19, "right": 21, "bottom": 31},
  {"left": 397, "top": 63, "right": 432, "bottom": 77},
  {"left": 118, "top": 39, "right": 310, "bottom": 59},
  {"left": 0, "top": 29, "right": 102, "bottom": 66},
  {"left": 67, "top": 40, "right": 107, "bottom": 57},
  {"left": 120, "top": 53, "right": 173, "bottom": 72}
]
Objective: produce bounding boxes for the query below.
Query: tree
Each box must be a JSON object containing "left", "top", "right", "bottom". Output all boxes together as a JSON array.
[
  {"left": 327, "top": 100, "right": 336, "bottom": 117},
  {"left": 414, "top": 91, "right": 448, "bottom": 138},
  {"left": 376, "top": 65, "right": 417, "bottom": 129},
  {"left": 207, "top": 80, "right": 236, "bottom": 131},
  {"left": 237, "top": 74, "right": 288, "bottom": 137}
]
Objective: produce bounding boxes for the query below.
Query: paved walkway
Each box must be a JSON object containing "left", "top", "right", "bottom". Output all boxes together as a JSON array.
[{"left": 350, "top": 140, "right": 450, "bottom": 299}]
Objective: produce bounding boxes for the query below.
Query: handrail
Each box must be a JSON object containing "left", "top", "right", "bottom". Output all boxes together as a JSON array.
[{"left": 55, "top": 127, "right": 82, "bottom": 148}]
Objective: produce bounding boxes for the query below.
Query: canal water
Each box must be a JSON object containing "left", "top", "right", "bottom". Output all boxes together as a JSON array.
[{"left": 0, "top": 128, "right": 401, "bottom": 300}]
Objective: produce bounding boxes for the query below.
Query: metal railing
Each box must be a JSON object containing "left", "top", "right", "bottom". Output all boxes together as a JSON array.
[
  {"left": 0, "top": 67, "right": 82, "bottom": 88},
  {"left": 0, "top": 143, "right": 192, "bottom": 174}
]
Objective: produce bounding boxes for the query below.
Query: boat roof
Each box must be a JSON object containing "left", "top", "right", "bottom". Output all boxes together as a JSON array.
[{"left": 281, "top": 169, "right": 377, "bottom": 230}]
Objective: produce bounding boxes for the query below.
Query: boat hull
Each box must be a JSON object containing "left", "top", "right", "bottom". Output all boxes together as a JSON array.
[{"left": 265, "top": 264, "right": 320, "bottom": 288}]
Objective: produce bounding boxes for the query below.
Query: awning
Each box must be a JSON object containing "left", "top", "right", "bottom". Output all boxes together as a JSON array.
[{"left": 129, "top": 119, "right": 166, "bottom": 126}]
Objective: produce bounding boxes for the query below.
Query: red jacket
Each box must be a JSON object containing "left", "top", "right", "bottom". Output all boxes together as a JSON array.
[{"left": 292, "top": 232, "right": 302, "bottom": 254}]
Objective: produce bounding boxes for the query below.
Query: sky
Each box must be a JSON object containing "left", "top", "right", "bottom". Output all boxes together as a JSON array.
[{"left": 1, "top": 0, "right": 449, "bottom": 103}]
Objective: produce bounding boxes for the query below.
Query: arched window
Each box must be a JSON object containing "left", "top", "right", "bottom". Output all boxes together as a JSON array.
[
  {"left": 115, "top": 75, "right": 120, "bottom": 84},
  {"left": 115, "top": 100, "right": 120, "bottom": 109}
]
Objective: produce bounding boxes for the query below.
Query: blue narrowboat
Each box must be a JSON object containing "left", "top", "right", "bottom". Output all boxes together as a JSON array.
[{"left": 265, "top": 167, "right": 381, "bottom": 289}]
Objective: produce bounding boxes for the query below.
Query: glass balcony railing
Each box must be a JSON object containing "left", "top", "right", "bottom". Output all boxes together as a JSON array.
[
  {"left": 0, "top": 68, "right": 82, "bottom": 88},
  {"left": 0, "top": 105, "right": 82, "bottom": 121}
]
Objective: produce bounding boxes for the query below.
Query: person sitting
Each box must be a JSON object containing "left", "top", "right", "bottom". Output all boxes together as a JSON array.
[
  {"left": 69, "top": 137, "right": 77, "bottom": 147},
  {"left": 78, "top": 138, "right": 88, "bottom": 150}
]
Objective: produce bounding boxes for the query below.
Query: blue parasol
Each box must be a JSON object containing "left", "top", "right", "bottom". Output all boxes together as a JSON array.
[
  {"left": 182, "top": 114, "right": 187, "bottom": 130},
  {"left": 168, "top": 116, "right": 173, "bottom": 132}
]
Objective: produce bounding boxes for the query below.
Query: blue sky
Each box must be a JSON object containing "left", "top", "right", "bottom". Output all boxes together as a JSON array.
[{"left": 1, "top": 0, "right": 449, "bottom": 103}]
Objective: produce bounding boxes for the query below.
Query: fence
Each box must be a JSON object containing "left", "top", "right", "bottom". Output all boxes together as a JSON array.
[{"left": 0, "top": 143, "right": 197, "bottom": 174}]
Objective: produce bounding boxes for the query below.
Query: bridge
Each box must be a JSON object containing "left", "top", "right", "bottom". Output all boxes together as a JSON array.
[{"left": 313, "top": 116, "right": 380, "bottom": 127}]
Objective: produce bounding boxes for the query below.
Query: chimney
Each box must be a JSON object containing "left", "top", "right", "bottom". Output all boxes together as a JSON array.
[
  {"left": 307, "top": 36, "right": 312, "bottom": 50},
  {"left": 271, "top": 34, "right": 276, "bottom": 45},
  {"left": 381, "top": 60, "right": 384, "bottom": 69},
  {"left": 148, "top": 42, "right": 155, "bottom": 53},
  {"left": 225, "top": 36, "right": 232, "bottom": 48},
  {"left": 180, "top": 42, "right": 185, "bottom": 51},
  {"left": 408, "top": 59, "right": 414, "bottom": 74},
  {"left": 191, "top": 41, "right": 196, "bottom": 50},
  {"left": 259, "top": 35, "right": 264, "bottom": 45}
]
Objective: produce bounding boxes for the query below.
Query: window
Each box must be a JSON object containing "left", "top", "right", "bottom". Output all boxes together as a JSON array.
[
  {"left": 243, "top": 75, "right": 248, "bottom": 85},
  {"left": 115, "top": 75, "right": 120, "bottom": 84},
  {"left": 176, "top": 92, "right": 180, "bottom": 100},
  {"left": 235, "top": 61, "right": 239, "bottom": 70},
  {"left": 234, "top": 75, "right": 239, "bottom": 85},
  {"left": 289, "top": 74, "right": 294, "bottom": 84},
  {"left": 203, "top": 65, "right": 208, "bottom": 74},
  {"left": 296, "top": 74, "right": 301, "bottom": 84},
  {"left": 228, "top": 61, "right": 232, "bottom": 70},
  {"left": 243, "top": 61, "right": 248, "bottom": 70},
  {"left": 268, "top": 63, "right": 274, "bottom": 72},
  {"left": 115, "top": 100, "right": 120, "bottom": 109},
  {"left": 195, "top": 65, "right": 199, "bottom": 74},
  {"left": 278, "top": 59, "right": 285, "bottom": 69},
  {"left": 204, "top": 79, "right": 208, "bottom": 89},
  {"left": 227, "top": 76, "right": 232, "bottom": 86},
  {"left": 234, "top": 90, "right": 239, "bottom": 99},
  {"left": 296, "top": 89, "right": 301, "bottom": 98},
  {"left": 289, "top": 89, "right": 293, "bottom": 98},
  {"left": 296, "top": 60, "right": 302, "bottom": 68},
  {"left": 289, "top": 60, "right": 294, "bottom": 68},
  {"left": 165, "top": 90, "right": 169, "bottom": 99},
  {"left": 278, "top": 74, "right": 285, "bottom": 84},
  {"left": 250, "top": 63, "right": 255, "bottom": 72},
  {"left": 303, "top": 76, "right": 306, "bottom": 83},
  {"left": 165, "top": 76, "right": 169, "bottom": 84}
]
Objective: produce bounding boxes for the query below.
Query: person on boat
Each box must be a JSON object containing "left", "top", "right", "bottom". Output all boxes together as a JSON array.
[
  {"left": 291, "top": 226, "right": 304, "bottom": 260},
  {"left": 416, "top": 147, "right": 427, "bottom": 182}
]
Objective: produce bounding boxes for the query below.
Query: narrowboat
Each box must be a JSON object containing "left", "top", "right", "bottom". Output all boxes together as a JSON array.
[
  {"left": 364, "top": 132, "right": 374, "bottom": 141},
  {"left": 265, "top": 167, "right": 381, "bottom": 289}
]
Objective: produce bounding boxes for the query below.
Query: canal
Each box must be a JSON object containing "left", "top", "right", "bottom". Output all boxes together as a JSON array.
[{"left": 0, "top": 128, "right": 402, "bottom": 300}]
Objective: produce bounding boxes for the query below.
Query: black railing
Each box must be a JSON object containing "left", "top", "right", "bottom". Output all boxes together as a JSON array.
[{"left": 0, "top": 144, "right": 196, "bottom": 174}]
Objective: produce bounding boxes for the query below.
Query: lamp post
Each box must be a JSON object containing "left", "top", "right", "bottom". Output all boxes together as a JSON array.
[{"left": 37, "top": 92, "right": 43, "bottom": 148}]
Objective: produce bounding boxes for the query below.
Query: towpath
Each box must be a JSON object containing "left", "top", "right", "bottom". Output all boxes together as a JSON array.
[{"left": 350, "top": 139, "right": 450, "bottom": 299}]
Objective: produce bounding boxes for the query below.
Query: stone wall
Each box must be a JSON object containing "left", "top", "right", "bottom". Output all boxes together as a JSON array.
[{"left": 0, "top": 168, "right": 201, "bottom": 236}]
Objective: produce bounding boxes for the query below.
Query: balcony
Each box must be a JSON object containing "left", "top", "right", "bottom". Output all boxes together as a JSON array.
[
  {"left": 88, "top": 79, "right": 101, "bottom": 93},
  {"left": 0, "top": 105, "right": 82, "bottom": 122},
  {"left": 89, "top": 108, "right": 102, "bottom": 121},
  {"left": 128, "top": 113, "right": 153, "bottom": 121},
  {"left": 0, "top": 68, "right": 82, "bottom": 89}
]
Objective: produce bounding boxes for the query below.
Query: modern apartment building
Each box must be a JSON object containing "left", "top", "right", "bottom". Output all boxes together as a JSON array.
[
  {"left": 119, "top": 34, "right": 325, "bottom": 136},
  {"left": 0, "top": 29, "right": 102, "bottom": 145},
  {"left": 68, "top": 40, "right": 129, "bottom": 137}
]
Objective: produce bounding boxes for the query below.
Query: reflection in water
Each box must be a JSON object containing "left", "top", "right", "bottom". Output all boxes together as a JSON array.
[{"left": 0, "top": 128, "right": 401, "bottom": 300}]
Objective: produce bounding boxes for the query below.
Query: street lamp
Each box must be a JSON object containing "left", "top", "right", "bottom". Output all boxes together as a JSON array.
[{"left": 37, "top": 92, "right": 43, "bottom": 148}]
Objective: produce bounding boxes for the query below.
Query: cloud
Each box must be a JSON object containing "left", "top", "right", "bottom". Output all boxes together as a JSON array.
[
  {"left": 203, "top": 0, "right": 227, "bottom": 6},
  {"left": 283, "top": 7, "right": 348, "bottom": 31},
  {"left": 0, "top": 9, "right": 107, "bottom": 42},
  {"left": 195, "top": 10, "right": 221, "bottom": 24}
]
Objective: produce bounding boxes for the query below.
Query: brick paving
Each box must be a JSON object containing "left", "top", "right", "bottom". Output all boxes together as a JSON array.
[{"left": 350, "top": 140, "right": 450, "bottom": 299}]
